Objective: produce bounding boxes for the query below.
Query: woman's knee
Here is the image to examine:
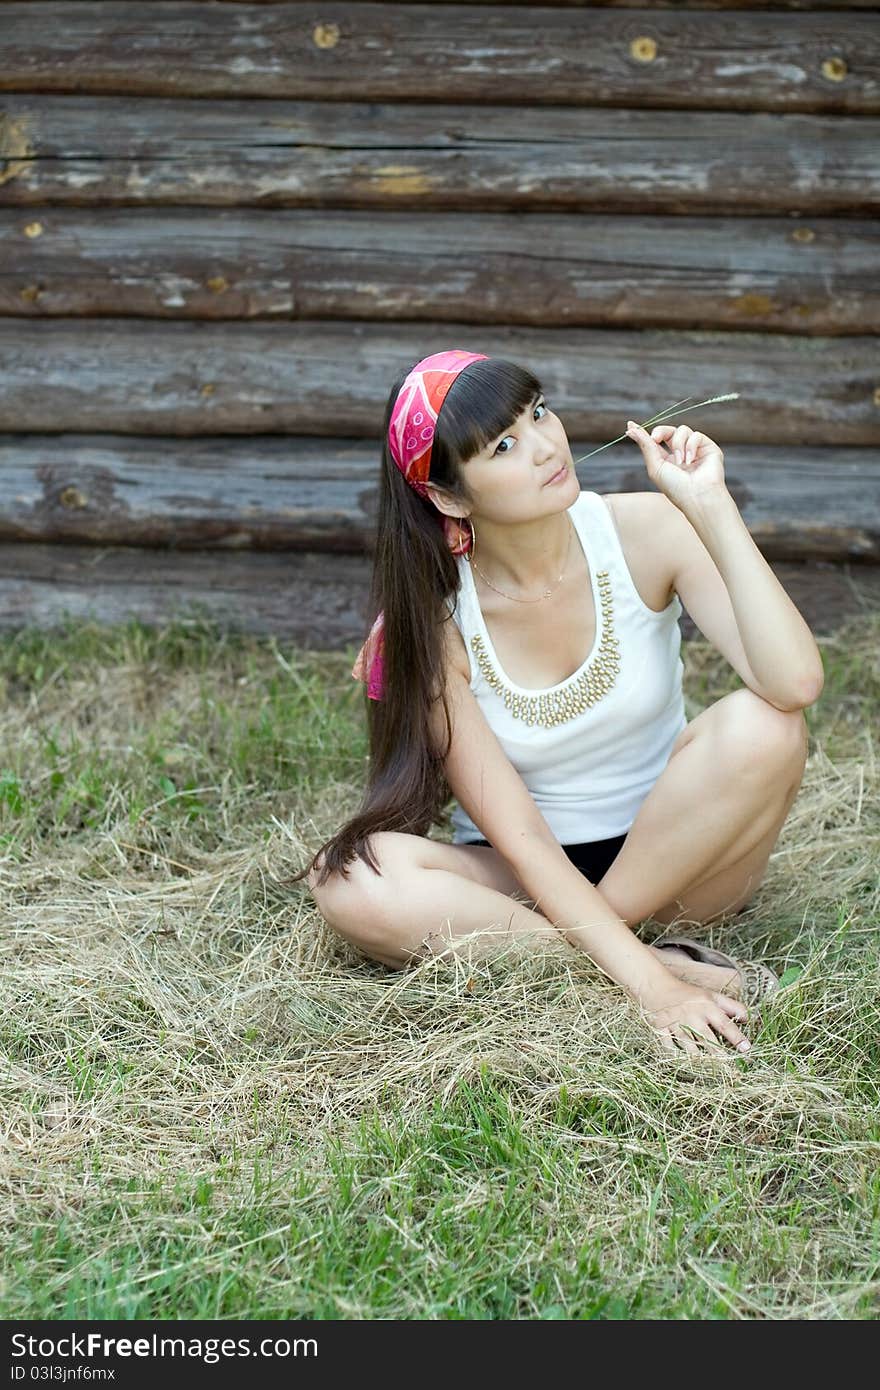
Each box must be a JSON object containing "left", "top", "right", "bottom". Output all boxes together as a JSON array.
[
  {"left": 713, "top": 690, "right": 807, "bottom": 780},
  {"left": 309, "top": 834, "right": 386, "bottom": 910},
  {"left": 306, "top": 833, "right": 423, "bottom": 953}
]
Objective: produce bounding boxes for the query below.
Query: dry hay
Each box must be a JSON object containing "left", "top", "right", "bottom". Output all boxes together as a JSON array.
[{"left": 0, "top": 613, "right": 877, "bottom": 1317}]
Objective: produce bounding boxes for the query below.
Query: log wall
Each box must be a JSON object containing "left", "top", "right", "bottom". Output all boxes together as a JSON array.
[{"left": 0, "top": 1, "right": 878, "bottom": 643}]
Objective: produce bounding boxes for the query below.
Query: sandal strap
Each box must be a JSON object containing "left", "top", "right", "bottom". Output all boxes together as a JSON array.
[{"left": 736, "top": 959, "right": 780, "bottom": 1008}]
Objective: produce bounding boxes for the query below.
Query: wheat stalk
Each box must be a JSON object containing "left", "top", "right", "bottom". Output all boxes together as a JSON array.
[{"left": 571, "top": 393, "right": 741, "bottom": 465}]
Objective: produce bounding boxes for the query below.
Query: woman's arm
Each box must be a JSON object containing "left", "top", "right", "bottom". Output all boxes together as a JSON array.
[
  {"left": 676, "top": 489, "right": 824, "bottom": 709},
  {"left": 432, "top": 643, "right": 751, "bottom": 1051},
  {"left": 626, "top": 421, "right": 824, "bottom": 711}
]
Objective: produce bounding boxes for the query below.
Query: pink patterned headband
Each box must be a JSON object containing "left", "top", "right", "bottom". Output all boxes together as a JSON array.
[
  {"left": 352, "top": 348, "right": 489, "bottom": 699},
  {"left": 387, "top": 348, "right": 489, "bottom": 496}
]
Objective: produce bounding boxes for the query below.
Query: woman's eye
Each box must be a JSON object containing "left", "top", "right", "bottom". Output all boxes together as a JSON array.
[{"left": 494, "top": 401, "right": 548, "bottom": 455}]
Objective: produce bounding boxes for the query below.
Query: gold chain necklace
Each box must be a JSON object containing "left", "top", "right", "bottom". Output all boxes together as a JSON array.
[{"left": 468, "top": 516, "right": 574, "bottom": 604}]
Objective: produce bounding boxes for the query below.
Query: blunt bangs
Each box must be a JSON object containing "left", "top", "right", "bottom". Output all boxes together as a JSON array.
[{"left": 434, "top": 358, "right": 544, "bottom": 475}]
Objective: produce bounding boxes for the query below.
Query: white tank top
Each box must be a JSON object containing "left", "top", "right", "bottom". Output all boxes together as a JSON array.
[{"left": 445, "top": 489, "right": 688, "bottom": 844}]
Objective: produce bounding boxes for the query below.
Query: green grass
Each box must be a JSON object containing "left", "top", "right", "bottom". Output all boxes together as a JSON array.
[{"left": 0, "top": 612, "right": 878, "bottom": 1319}]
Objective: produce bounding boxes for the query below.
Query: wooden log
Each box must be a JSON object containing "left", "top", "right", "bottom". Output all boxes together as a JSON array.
[
  {"left": 0, "top": 319, "right": 876, "bottom": 443},
  {"left": 207, "top": 3, "right": 880, "bottom": 9},
  {"left": 287, "top": 2, "right": 880, "bottom": 9},
  {"left": 0, "top": 541, "right": 875, "bottom": 644},
  {"left": 0, "top": 4, "right": 877, "bottom": 114},
  {"left": 0, "top": 434, "right": 877, "bottom": 563},
  {"left": 0, "top": 543, "right": 371, "bottom": 645},
  {"left": 3, "top": 208, "right": 878, "bottom": 336},
  {"left": 2, "top": 98, "right": 878, "bottom": 213}
]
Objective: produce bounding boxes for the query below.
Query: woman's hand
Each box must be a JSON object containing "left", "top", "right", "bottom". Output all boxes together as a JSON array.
[
  {"left": 636, "top": 974, "right": 752, "bottom": 1056},
  {"left": 625, "top": 419, "right": 727, "bottom": 512}
]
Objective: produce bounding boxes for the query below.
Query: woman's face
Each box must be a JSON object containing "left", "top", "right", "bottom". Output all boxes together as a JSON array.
[{"left": 457, "top": 390, "right": 578, "bottom": 524}]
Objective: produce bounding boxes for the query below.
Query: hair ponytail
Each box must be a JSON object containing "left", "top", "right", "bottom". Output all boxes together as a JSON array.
[{"left": 293, "top": 356, "right": 542, "bottom": 888}]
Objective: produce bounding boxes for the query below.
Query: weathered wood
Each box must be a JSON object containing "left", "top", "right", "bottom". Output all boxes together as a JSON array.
[
  {"left": 0, "top": 435, "right": 379, "bottom": 553},
  {"left": 292, "top": 2, "right": 880, "bottom": 8},
  {"left": 2, "top": 98, "right": 878, "bottom": 213},
  {"left": 0, "top": 543, "right": 371, "bottom": 645},
  {"left": 0, "top": 319, "right": 876, "bottom": 444},
  {"left": 0, "top": 435, "right": 878, "bottom": 563},
  {"left": 4, "top": 208, "right": 878, "bottom": 335},
  {"left": 0, "top": 541, "right": 874, "bottom": 643},
  {"left": 0, "top": 4, "right": 876, "bottom": 113},
  {"left": 4, "top": 3, "right": 877, "bottom": 17},
  {"left": 207, "top": 3, "right": 880, "bottom": 9}
]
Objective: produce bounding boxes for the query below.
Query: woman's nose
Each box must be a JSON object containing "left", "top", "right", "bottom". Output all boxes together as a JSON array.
[{"left": 535, "top": 438, "right": 556, "bottom": 464}]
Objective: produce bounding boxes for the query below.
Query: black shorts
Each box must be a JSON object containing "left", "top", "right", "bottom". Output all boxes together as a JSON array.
[{"left": 466, "top": 831, "right": 628, "bottom": 886}]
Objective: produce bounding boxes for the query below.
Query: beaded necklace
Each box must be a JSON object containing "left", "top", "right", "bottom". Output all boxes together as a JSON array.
[{"left": 467, "top": 560, "right": 621, "bottom": 728}]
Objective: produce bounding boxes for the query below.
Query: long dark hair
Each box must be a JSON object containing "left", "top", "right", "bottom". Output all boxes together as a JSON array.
[{"left": 294, "top": 355, "right": 543, "bottom": 889}]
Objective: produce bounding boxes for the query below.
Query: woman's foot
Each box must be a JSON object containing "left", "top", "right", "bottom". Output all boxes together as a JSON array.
[{"left": 650, "top": 944, "right": 742, "bottom": 998}]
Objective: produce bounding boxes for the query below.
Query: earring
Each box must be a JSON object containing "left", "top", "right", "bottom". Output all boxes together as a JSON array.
[{"left": 463, "top": 517, "right": 476, "bottom": 563}]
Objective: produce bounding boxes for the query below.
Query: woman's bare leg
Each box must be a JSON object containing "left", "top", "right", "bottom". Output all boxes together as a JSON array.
[
  {"left": 308, "top": 689, "right": 808, "bottom": 985},
  {"left": 596, "top": 689, "right": 808, "bottom": 929},
  {"left": 308, "top": 832, "right": 569, "bottom": 970}
]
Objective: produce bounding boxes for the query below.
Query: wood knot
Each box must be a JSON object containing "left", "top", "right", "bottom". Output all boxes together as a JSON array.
[
  {"left": 312, "top": 22, "right": 340, "bottom": 49},
  {"left": 59, "top": 486, "right": 87, "bottom": 510},
  {"left": 821, "top": 56, "right": 847, "bottom": 82},
  {"left": 205, "top": 276, "right": 228, "bottom": 294},
  {"left": 732, "top": 292, "right": 775, "bottom": 318},
  {"left": 791, "top": 227, "right": 815, "bottom": 243},
  {"left": 23, "top": 221, "right": 43, "bottom": 238},
  {"left": 630, "top": 36, "right": 657, "bottom": 63},
  {"left": 0, "top": 114, "right": 35, "bottom": 188}
]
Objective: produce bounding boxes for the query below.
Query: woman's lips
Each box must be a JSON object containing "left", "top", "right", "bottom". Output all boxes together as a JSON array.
[{"left": 544, "top": 463, "right": 569, "bottom": 486}]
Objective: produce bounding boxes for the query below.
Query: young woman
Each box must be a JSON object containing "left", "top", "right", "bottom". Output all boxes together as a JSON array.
[{"left": 296, "top": 350, "right": 822, "bottom": 1055}]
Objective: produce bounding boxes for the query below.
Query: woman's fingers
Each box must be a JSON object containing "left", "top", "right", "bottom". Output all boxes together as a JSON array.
[
  {"left": 691, "top": 1021, "right": 728, "bottom": 1050},
  {"left": 672, "top": 425, "right": 693, "bottom": 466},
  {"left": 670, "top": 1026, "right": 703, "bottom": 1057},
  {"left": 713, "top": 991, "right": 750, "bottom": 1023},
  {"left": 650, "top": 985, "right": 757, "bottom": 1057},
  {"left": 647, "top": 422, "right": 701, "bottom": 468},
  {"left": 669, "top": 1012, "right": 751, "bottom": 1057},
  {"left": 650, "top": 424, "right": 676, "bottom": 443},
  {"left": 684, "top": 431, "right": 706, "bottom": 467},
  {"left": 710, "top": 1010, "right": 752, "bottom": 1053},
  {"left": 644, "top": 422, "right": 722, "bottom": 473}
]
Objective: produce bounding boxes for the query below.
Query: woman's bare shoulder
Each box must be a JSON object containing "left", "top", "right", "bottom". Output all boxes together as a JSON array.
[
  {"left": 600, "top": 489, "right": 651, "bottom": 523},
  {"left": 440, "top": 609, "right": 471, "bottom": 684},
  {"left": 599, "top": 491, "right": 676, "bottom": 609}
]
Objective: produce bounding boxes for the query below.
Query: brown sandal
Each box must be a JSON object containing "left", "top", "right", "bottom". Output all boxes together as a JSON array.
[{"left": 654, "top": 936, "right": 780, "bottom": 1010}]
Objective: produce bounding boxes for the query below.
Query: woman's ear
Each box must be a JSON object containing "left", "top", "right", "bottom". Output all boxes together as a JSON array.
[{"left": 424, "top": 483, "right": 469, "bottom": 520}]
